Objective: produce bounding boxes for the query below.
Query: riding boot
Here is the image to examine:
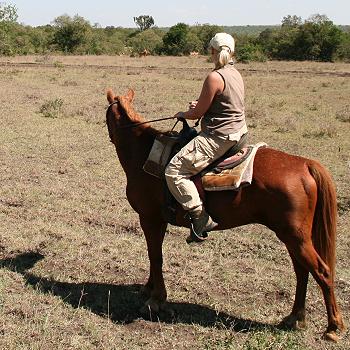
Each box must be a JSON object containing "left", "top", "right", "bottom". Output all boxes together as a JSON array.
[{"left": 186, "top": 207, "right": 218, "bottom": 243}]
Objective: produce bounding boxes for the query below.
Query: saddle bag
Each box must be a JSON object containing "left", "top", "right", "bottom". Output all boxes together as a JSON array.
[
  {"left": 143, "top": 133, "right": 180, "bottom": 178},
  {"left": 143, "top": 119, "right": 198, "bottom": 178}
]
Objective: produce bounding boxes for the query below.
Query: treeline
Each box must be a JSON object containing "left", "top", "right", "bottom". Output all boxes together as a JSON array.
[{"left": 0, "top": 3, "right": 349, "bottom": 62}]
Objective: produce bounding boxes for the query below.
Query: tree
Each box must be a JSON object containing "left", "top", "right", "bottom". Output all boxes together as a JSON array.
[
  {"left": 258, "top": 13, "right": 344, "bottom": 62},
  {"left": 127, "top": 28, "right": 163, "bottom": 55},
  {"left": 282, "top": 15, "right": 302, "bottom": 27},
  {"left": 133, "top": 15, "right": 154, "bottom": 31},
  {"left": 306, "top": 14, "right": 331, "bottom": 25},
  {"left": 335, "top": 31, "right": 350, "bottom": 61},
  {"left": 295, "top": 16, "right": 343, "bottom": 61},
  {"left": 52, "top": 15, "right": 91, "bottom": 53},
  {"left": 0, "top": 2, "right": 18, "bottom": 55},
  {"left": 161, "top": 23, "right": 190, "bottom": 55},
  {"left": 191, "top": 24, "right": 223, "bottom": 54},
  {"left": 0, "top": 2, "right": 17, "bottom": 22}
]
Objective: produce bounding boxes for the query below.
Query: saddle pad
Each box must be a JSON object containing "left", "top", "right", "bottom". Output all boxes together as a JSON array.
[{"left": 202, "top": 142, "right": 267, "bottom": 191}]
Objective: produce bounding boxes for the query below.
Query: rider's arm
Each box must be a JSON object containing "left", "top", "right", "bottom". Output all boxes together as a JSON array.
[{"left": 174, "top": 71, "right": 224, "bottom": 120}]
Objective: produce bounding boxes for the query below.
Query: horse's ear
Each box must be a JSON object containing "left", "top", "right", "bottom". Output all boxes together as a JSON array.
[
  {"left": 126, "top": 89, "right": 135, "bottom": 103},
  {"left": 107, "top": 89, "right": 116, "bottom": 104}
]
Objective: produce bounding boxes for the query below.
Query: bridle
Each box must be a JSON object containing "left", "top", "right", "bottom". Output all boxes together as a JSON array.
[{"left": 107, "top": 100, "right": 179, "bottom": 130}]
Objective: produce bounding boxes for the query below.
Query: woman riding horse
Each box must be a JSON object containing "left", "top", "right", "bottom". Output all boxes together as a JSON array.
[
  {"left": 105, "top": 40, "right": 345, "bottom": 341},
  {"left": 165, "top": 33, "right": 248, "bottom": 241}
]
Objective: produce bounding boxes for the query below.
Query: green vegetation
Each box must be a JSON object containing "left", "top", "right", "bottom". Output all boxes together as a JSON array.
[
  {"left": 0, "top": 2, "right": 349, "bottom": 61},
  {"left": 39, "top": 98, "right": 64, "bottom": 118},
  {"left": 133, "top": 15, "right": 155, "bottom": 32},
  {"left": 51, "top": 15, "right": 91, "bottom": 53}
]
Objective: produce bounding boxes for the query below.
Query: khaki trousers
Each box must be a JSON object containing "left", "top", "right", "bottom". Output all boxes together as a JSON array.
[{"left": 165, "top": 132, "right": 236, "bottom": 211}]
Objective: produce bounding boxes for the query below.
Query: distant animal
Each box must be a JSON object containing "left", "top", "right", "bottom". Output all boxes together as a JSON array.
[
  {"left": 189, "top": 51, "right": 199, "bottom": 56},
  {"left": 139, "top": 49, "right": 150, "bottom": 57},
  {"left": 106, "top": 89, "right": 345, "bottom": 342}
]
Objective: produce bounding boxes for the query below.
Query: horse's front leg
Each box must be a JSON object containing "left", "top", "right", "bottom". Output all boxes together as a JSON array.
[{"left": 139, "top": 215, "right": 168, "bottom": 314}]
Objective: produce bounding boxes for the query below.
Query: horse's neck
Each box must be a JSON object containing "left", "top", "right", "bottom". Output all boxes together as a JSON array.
[{"left": 115, "top": 129, "right": 155, "bottom": 175}]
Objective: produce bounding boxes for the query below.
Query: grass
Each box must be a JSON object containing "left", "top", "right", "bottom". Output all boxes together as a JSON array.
[
  {"left": 39, "top": 98, "right": 64, "bottom": 118},
  {"left": 0, "top": 55, "right": 349, "bottom": 349}
]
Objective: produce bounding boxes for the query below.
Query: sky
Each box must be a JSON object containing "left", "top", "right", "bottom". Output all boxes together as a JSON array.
[{"left": 9, "top": 0, "right": 350, "bottom": 28}]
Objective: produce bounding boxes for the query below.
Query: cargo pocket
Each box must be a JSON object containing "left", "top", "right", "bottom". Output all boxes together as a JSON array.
[{"left": 192, "top": 145, "right": 211, "bottom": 170}]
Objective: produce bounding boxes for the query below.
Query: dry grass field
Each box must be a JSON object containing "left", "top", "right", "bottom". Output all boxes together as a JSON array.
[{"left": 0, "top": 55, "right": 349, "bottom": 349}]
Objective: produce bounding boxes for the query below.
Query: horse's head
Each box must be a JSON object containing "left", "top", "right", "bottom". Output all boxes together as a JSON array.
[
  {"left": 107, "top": 88, "right": 135, "bottom": 106},
  {"left": 106, "top": 88, "right": 141, "bottom": 144},
  {"left": 106, "top": 88, "right": 135, "bottom": 125}
]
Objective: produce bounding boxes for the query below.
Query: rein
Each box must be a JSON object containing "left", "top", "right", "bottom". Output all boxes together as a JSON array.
[
  {"left": 107, "top": 100, "right": 201, "bottom": 131},
  {"left": 116, "top": 116, "right": 177, "bottom": 129},
  {"left": 107, "top": 100, "right": 178, "bottom": 130}
]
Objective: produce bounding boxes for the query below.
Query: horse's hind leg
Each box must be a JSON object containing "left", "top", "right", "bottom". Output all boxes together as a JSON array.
[
  {"left": 286, "top": 239, "right": 344, "bottom": 341},
  {"left": 139, "top": 215, "right": 168, "bottom": 314},
  {"left": 281, "top": 249, "right": 309, "bottom": 330}
]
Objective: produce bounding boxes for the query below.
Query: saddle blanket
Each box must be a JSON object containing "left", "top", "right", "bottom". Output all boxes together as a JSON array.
[{"left": 201, "top": 142, "right": 267, "bottom": 191}]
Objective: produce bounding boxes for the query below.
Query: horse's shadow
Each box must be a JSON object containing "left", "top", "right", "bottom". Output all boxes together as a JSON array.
[{"left": 0, "top": 252, "right": 275, "bottom": 332}]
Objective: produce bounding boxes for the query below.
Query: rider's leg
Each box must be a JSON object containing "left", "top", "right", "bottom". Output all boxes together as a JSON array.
[{"left": 165, "top": 132, "right": 235, "bottom": 239}]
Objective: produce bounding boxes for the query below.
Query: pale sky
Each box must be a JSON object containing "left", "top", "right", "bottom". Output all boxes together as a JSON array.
[{"left": 10, "top": 0, "right": 350, "bottom": 27}]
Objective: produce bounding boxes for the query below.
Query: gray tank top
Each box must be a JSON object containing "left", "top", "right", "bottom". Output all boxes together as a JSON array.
[{"left": 201, "top": 64, "right": 246, "bottom": 137}]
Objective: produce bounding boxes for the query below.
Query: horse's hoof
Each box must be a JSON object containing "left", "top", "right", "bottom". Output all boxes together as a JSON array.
[
  {"left": 139, "top": 298, "right": 174, "bottom": 319},
  {"left": 140, "top": 297, "right": 161, "bottom": 315},
  {"left": 294, "top": 319, "right": 307, "bottom": 330},
  {"left": 323, "top": 331, "right": 339, "bottom": 342},
  {"left": 279, "top": 315, "right": 307, "bottom": 330}
]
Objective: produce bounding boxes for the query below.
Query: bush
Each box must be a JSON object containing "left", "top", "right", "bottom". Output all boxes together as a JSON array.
[
  {"left": 258, "top": 14, "right": 345, "bottom": 61},
  {"left": 334, "top": 32, "right": 350, "bottom": 62},
  {"left": 127, "top": 28, "right": 163, "bottom": 55},
  {"left": 161, "top": 23, "right": 190, "bottom": 55},
  {"left": 236, "top": 43, "right": 267, "bottom": 63},
  {"left": 39, "top": 99, "right": 64, "bottom": 118},
  {"left": 52, "top": 15, "right": 91, "bottom": 53}
]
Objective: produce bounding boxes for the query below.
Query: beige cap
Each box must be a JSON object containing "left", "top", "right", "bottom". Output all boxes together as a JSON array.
[{"left": 209, "top": 33, "right": 235, "bottom": 53}]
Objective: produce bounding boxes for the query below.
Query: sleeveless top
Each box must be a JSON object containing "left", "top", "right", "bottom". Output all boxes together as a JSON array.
[{"left": 201, "top": 64, "right": 247, "bottom": 139}]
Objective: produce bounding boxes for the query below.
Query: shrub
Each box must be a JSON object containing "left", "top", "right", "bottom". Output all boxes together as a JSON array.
[
  {"left": 335, "top": 107, "right": 350, "bottom": 123},
  {"left": 236, "top": 43, "right": 267, "bottom": 63},
  {"left": 161, "top": 23, "right": 190, "bottom": 55},
  {"left": 39, "top": 99, "right": 64, "bottom": 118},
  {"left": 127, "top": 28, "right": 163, "bottom": 55},
  {"left": 51, "top": 15, "right": 91, "bottom": 53}
]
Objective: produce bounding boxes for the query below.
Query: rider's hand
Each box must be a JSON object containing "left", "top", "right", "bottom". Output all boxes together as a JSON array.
[
  {"left": 174, "top": 111, "right": 185, "bottom": 120},
  {"left": 188, "top": 100, "right": 198, "bottom": 109}
]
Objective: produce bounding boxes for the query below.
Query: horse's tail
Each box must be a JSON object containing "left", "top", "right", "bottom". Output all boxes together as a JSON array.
[{"left": 308, "top": 161, "right": 337, "bottom": 280}]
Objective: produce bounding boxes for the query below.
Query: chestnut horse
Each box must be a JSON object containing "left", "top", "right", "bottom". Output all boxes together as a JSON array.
[{"left": 106, "top": 89, "right": 345, "bottom": 341}]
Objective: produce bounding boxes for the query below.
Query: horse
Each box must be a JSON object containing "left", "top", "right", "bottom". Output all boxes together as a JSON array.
[{"left": 105, "top": 88, "right": 345, "bottom": 341}]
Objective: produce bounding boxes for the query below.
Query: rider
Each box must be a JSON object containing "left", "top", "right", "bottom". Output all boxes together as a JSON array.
[{"left": 165, "top": 33, "right": 248, "bottom": 241}]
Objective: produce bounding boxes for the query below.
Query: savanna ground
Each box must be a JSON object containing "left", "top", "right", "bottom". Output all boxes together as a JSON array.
[{"left": 0, "top": 54, "right": 349, "bottom": 350}]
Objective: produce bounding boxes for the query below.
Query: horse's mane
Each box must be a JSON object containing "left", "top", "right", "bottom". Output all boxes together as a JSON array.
[
  {"left": 117, "top": 95, "right": 145, "bottom": 124},
  {"left": 117, "top": 95, "right": 161, "bottom": 137}
]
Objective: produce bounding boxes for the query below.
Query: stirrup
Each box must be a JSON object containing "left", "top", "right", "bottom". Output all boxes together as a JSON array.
[{"left": 186, "top": 228, "right": 208, "bottom": 243}]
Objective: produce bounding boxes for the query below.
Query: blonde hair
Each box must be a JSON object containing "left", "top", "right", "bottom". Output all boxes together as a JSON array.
[{"left": 212, "top": 47, "right": 233, "bottom": 69}]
